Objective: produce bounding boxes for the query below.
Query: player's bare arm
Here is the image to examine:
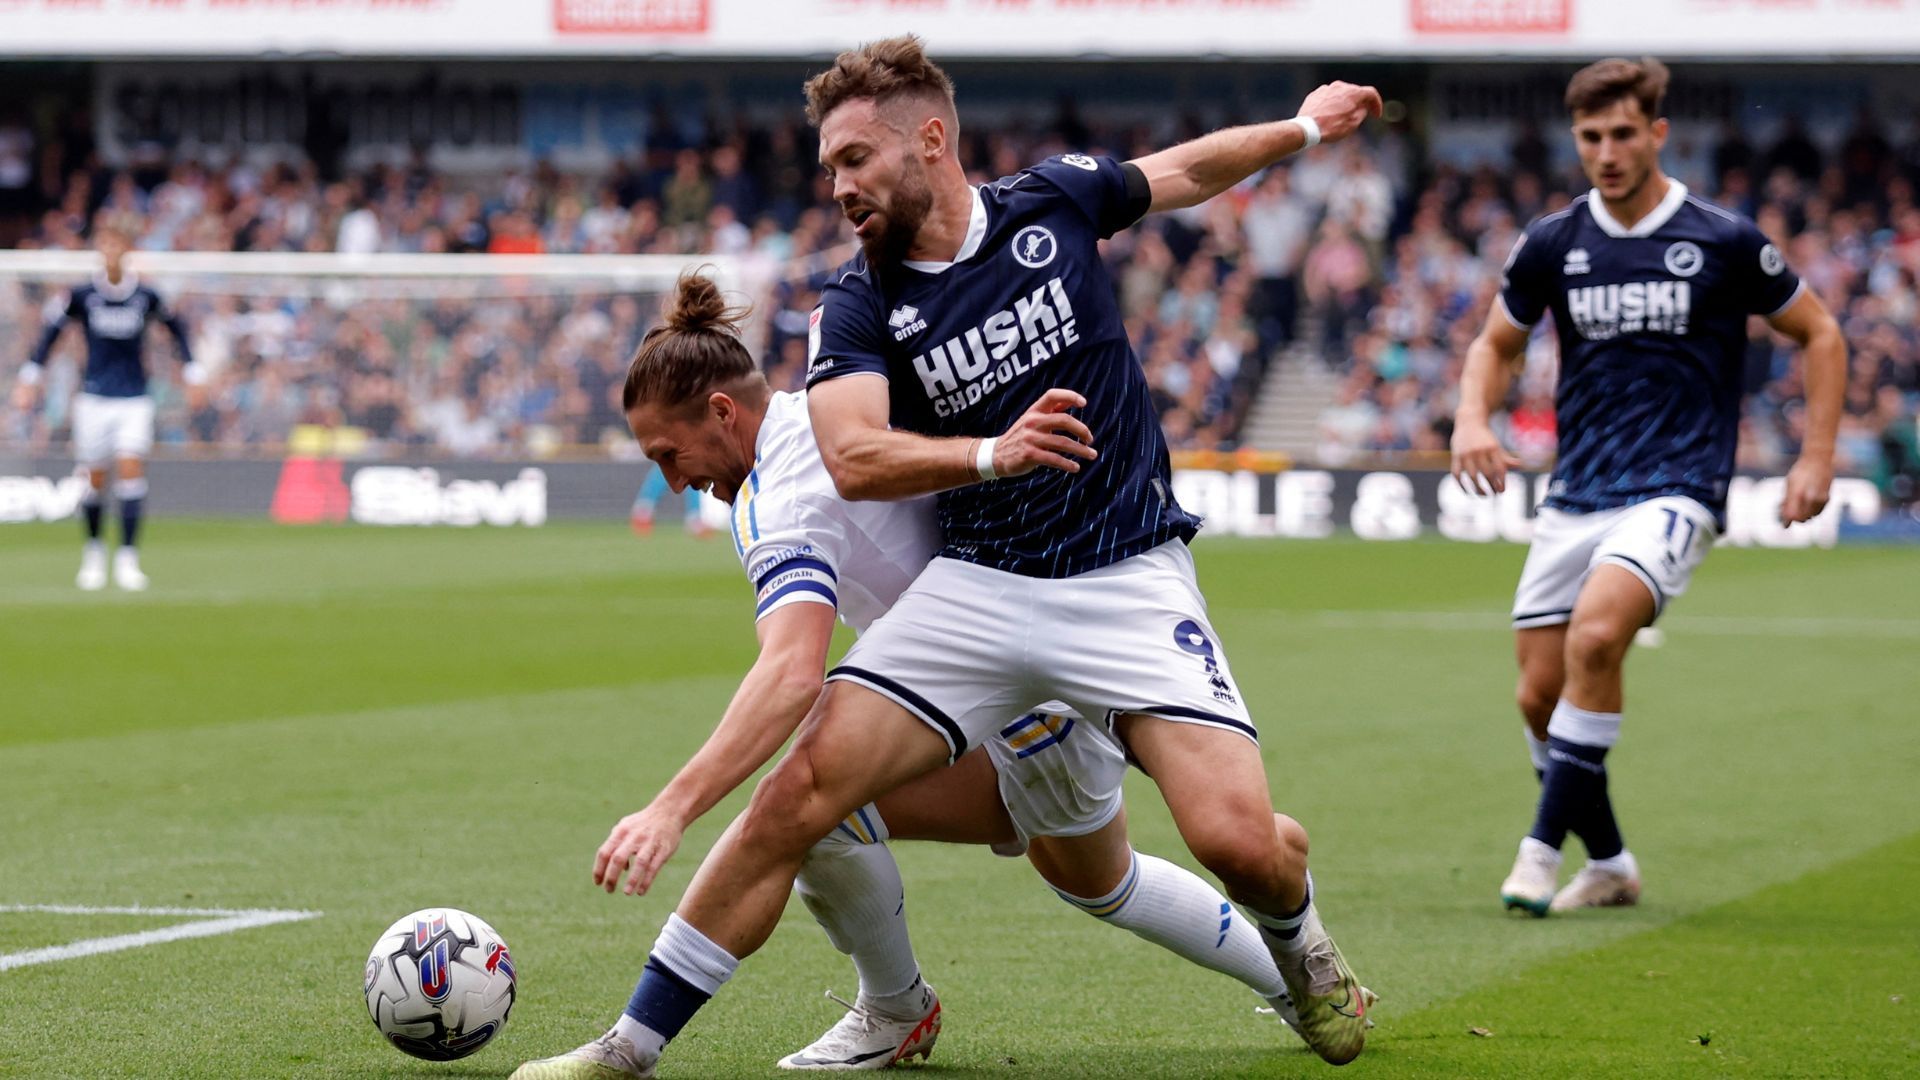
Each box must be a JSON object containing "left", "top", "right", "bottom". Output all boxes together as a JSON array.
[
  {"left": 1450, "top": 302, "right": 1530, "bottom": 496},
  {"left": 809, "top": 374, "right": 1095, "bottom": 502},
  {"left": 593, "top": 600, "right": 837, "bottom": 896},
  {"left": 1766, "top": 288, "right": 1846, "bottom": 526},
  {"left": 1128, "top": 81, "right": 1382, "bottom": 213}
]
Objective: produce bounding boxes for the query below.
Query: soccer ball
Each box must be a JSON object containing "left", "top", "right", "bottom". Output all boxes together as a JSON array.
[{"left": 363, "top": 907, "right": 517, "bottom": 1061}]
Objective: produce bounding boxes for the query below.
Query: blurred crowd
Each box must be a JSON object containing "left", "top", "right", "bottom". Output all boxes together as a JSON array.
[{"left": 1, "top": 109, "right": 1916, "bottom": 500}]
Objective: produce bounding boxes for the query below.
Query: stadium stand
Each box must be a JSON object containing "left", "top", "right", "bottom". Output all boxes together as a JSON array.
[{"left": 2, "top": 111, "right": 1915, "bottom": 506}]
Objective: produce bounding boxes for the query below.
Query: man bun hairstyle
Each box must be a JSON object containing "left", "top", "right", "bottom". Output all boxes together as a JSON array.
[
  {"left": 1565, "top": 56, "right": 1671, "bottom": 121},
  {"left": 803, "top": 33, "right": 957, "bottom": 129},
  {"left": 622, "top": 269, "right": 763, "bottom": 412}
]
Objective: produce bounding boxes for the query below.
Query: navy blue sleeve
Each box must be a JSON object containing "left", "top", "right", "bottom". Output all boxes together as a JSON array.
[
  {"left": 24, "top": 291, "right": 79, "bottom": 369},
  {"left": 805, "top": 268, "right": 890, "bottom": 388},
  {"left": 1020, "top": 154, "right": 1151, "bottom": 239},
  {"left": 1728, "top": 219, "right": 1804, "bottom": 318},
  {"left": 1497, "top": 222, "right": 1558, "bottom": 329},
  {"left": 147, "top": 287, "right": 195, "bottom": 366}
]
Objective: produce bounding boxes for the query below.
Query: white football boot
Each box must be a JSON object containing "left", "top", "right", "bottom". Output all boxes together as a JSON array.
[
  {"left": 1501, "top": 837, "right": 1563, "bottom": 917},
  {"left": 1551, "top": 852, "right": 1641, "bottom": 912},
  {"left": 1271, "top": 909, "right": 1371, "bottom": 1065},
  {"left": 76, "top": 542, "right": 107, "bottom": 591},
  {"left": 112, "top": 547, "right": 148, "bottom": 592},
  {"left": 777, "top": 984, "right": 941, "bottom": 1070},
  {"left": 510, "top": 1029, "right": 656, "bottom": 1080}
]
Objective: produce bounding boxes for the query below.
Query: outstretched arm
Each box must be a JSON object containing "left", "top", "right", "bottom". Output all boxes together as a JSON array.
[
  {"left": 593, "top": 600, "right": 838, "bottom": 896},
  {"left": 13, "top": 305, "right": 69, "bottom": 410},
  {"left": 1128, "top": 81, "right": 1382, "bottom": 214},
  {"left": 1450, "top": 302, "right": 1532, "bottom": 496},
  {"left": 808, "top": 374, "right": 1097, "bottom": 502},
  {"left": 1767, "top": 288, "right": 1846, "bottom": 526}
]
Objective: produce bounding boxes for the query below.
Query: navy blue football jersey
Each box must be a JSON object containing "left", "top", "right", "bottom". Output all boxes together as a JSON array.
[
  {"left": 27, "top": 275, "right": 194, "bottom": 398},
  {"left": 1500, "top": 182, "right": 1802, "bottom": 521},
  {"left": 807, "top": 154, "right": 1201, "bottom": 579}
]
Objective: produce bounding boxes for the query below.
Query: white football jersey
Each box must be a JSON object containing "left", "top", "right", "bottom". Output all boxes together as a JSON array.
[{"left": 730, "top": 390, "right": 940, "bottom": 634}]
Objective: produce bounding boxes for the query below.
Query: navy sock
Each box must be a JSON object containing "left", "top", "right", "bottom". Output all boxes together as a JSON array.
[
  {"left": 1527, "top": 737, "right": 1609, "bottom": 850},
  {"left": 81, "top": 497, "right": 103, "bottom": 541},
  {"left": 624, "top": 956, "right": 711, "bottom": 1044},
  {"left": 1571, "top": 755, "right": 1625, "bottom": 861},
  {"left": 119, "top": 496, "right": 144, "bottom": 549}
]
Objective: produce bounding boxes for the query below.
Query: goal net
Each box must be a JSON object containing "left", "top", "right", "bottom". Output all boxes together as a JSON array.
[{"left": 0, "top": 250, "right": 772, "bottom": 463}]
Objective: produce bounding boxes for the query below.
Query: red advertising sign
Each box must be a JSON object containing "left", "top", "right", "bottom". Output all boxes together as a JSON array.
[
  {"left": 1412, "top": 0, "right": 1569, "bottom": 32},
  {"left": 554, "top": 0, "right": 707, "bottom": 34}
]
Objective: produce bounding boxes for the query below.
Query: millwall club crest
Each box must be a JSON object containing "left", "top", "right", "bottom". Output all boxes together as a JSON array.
[
  {"left": 1664, "top": 241, "right": 1704, "bottom": 278},
  {"left": 1012, "top": 226, "right": 1058, "bottom": 269}
]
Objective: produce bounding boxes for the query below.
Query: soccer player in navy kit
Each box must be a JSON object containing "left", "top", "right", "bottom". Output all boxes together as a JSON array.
[
  {"left": 13, "top": 227, "right": 201, "bottom": 591},
  {"left": 1450, "top": 58, "right": 1845, "bottom": 916},
  {"left": 521, "top": 39, "right": 1382, "bottom": 1078}
]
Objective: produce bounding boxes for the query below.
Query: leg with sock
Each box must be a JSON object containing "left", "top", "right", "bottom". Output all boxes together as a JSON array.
[
  {"left": 510, "top": 686, "right": 954, "bottom": 1080},
  {"left": 1115, "top": 713, "right": 1369, "bottom": 1066},
  {"left": 1053, "top": 848, "right": 1288, "bottom": 1004},
  {"left": 779, "top": 805, "right": 941, "bottom": 1070},
  {"left": 1520, "top": 565, "right": 1649, "bottom": 914},
  {"left": 1546, "top": 701, "right": 1640, "bottom": 910},
  {"left": 112, "top": 468, "right": 149, "bottom": 591},
  {"left": 76, "top": 472, "right": 107, "bottom": 591}
]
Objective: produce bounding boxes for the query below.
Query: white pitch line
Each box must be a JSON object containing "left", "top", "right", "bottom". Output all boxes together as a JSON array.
[
  {"left": 1303, "top": 610, "right": 1920, "bottom": 640},
  {"left": 0, "top": 905, "right": 321, "bottom": 973}
]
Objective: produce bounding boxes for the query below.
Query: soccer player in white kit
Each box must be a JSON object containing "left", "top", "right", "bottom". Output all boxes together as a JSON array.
[
  {"left": 1450, "top": 58, "right": 1844, "bottom": 915},
  {"left": 517, "top": 39, "right": 1384, "bottom": 1077},
  {"left": 13, "top": 226, "right": 203, "bottom": 590},
  {"left": 512, "top": 273, "right": 1351, "bottom": 1078}
]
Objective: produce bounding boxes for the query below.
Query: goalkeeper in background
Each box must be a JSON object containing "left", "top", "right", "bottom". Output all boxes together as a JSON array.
[{"left": 13, "top": 226, "right": 203, "bottom": 591}]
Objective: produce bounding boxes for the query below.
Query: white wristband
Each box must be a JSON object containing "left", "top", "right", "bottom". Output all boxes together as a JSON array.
[
  {"left": 1292, "top": 116, "right": 1322, "bottom": 149},
  {"left": 974, "top": 436, "right": 999, "bottom": 482},
  {"left": 17, "top": 364, "right": 43, "bottom": 387}
]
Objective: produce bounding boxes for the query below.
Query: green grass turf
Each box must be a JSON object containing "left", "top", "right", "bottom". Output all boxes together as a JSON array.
[{"left": 1, "top": 520, "right": 1915, "bottom": 1078}]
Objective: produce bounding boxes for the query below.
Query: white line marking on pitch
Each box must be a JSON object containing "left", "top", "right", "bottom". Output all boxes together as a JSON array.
[
  {"left": 1303, "top": 611, "right": 1920, "bottom": 639},
  {"left": 0, "top": 904, "right": 321, "bottom": 973}
]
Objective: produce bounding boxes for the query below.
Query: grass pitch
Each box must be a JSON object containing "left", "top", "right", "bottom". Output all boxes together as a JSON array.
[{"left": 2, "top": 520, "right": 1915, "bottom": 1078}]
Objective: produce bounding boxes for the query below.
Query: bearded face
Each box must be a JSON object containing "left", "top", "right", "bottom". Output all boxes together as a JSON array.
[{"left": 859, "top": 154, "right": 934, "bottom": 266}]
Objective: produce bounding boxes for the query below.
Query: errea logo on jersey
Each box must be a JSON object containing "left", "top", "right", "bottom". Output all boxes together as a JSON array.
[
  {"left": 912, "top": 277, "right": 1080, "bottom": 419},
  {"left": 1563, "top": 248, "right": 1590, "bottom": 275},
  {"left": 889, "top": 305, "right": 927, "bottom": 341}
]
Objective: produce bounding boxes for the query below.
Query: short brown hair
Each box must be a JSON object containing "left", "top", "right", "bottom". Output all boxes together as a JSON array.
[
  {"left": 803, "top": 34, "right": 956, "bottom": 128},
  {"left": 1565, "top": 57, "right": 1670, "bottom": 120},
  {"left": 622, "top": 270, "right": 763, "bottom": 413}
]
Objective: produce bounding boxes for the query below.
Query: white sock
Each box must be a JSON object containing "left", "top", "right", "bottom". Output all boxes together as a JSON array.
[
  {"left": 612, "top": 1014, "right": 667, "bottom": 1062},
  {"left": 795, "top": 803, "right": 924, "bottom": 1012},
  {"left": 1056, "top": 850, "right": 1287, "bottom": 999},
  {"left": 1526, "top": 729, "right": 1550, "bottom": 774},
  {"left": 649, "top": 912, "right": 738, "bottom": 994},
  {"left": 1520, "top": 835, "right": 1564, "bottom": 864},
  {"left": 1241, "top": 870, "right": 1315, "bottom": 958},
  {"left": 1589, "top": 849, "right": 1638, "bottom": 876}
]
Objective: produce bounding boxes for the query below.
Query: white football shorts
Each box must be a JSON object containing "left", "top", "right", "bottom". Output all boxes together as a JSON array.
[
  {"left": 827, "top": 540, "right": 1257, "bottom": 764},
  {"left": 71, "top": 393, "right": 155, "bottom": 467},
  {"left": 984, "top": 705, "right": 1128, "bottom": 857},
  {"left": 1512, "top": 495, "right": 1718, "bottom": 628}
]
